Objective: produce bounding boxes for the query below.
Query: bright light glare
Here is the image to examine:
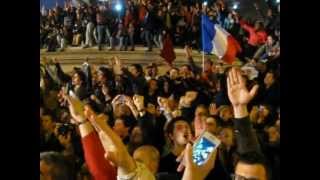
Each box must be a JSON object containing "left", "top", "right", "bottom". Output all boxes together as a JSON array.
[
  {"left": 115, "top": 4, "right": 122, "bottom": 11},
  {"left": 203, "top": 1, "right": 208, "bottom": 6},
  {"left": 276, "top": 0, "right": 280, "bottom": 3},
  {"left": 233, "top": 4, "right": 238, "bottom": 10}
]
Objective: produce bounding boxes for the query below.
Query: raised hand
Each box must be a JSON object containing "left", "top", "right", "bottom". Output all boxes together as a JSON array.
[
  {"left": 85, "top": 109, "right": 137, "bottom": 175},
  {"left": 66, "top": 95, "right": 86, "bottom": 123},
  {"left": 227, "top": 67, "right": 259, "bottom": 118},
  {"left": 157, "top": 97, "right": 171, "bottom": 112},
  {"left": 133, "top": 95, "right": 145, "bottom": 111},
  {"left": 113, "top": 56, "right": 123, "bottom": 75},
  {"left": 227, "top": 68, "right": 258, "bottom": 107}
]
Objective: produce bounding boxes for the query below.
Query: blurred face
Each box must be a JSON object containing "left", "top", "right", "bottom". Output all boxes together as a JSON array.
[
  {"left": 151, "top": 67, "right": 157, "bottom": 76},
  {"left": 97, "top": 71, "right": 107, "bottom": 83},
  {"left": 267, "top": 36, "right": 273, "bottom": 46},
  {"left": 267, "top": 126, "right": 280, "bottom": 143},
  {"left": 169, "top": 69, "right": 178, "bottom": 80},
  {"left": 41, "top": 116, "right": 54, "bottom": 132},
  {"left": 195, "top": 106, "right": 208, "bottom": 117},
  {"left": 114, "top": 104, "right": 132, "bottom": 118},
  {"left": 72, "top": 73, "right": 82, "bottom": 86},
  {"left": 206, "top": 117, "right": 217, "bottom": 135},
  {"left": 258, "top": 105, "right": 270, "bottom": 119},
  {"left": 170, "top": 121, "right": 192, "bottom": 146},
  {"left": 130, "top": 126, "right": 143, "bottom": 144},
  {"left": 254, "top": 22, "right": 262, "bottom": 30},
  {"left": 129, "top": 66, "right": 139, "bottom": 77},
  {"left": 179, "top": 66, "right": 190, "bottom": 78},
  {"left": 235, "top": 162, "right": 267, "bottom": 180},
  {"left": 113, "top": 119, "right": 129, "bottom": 139},
  {"left": 267, "top": 9, "right": 272, "bottom": 17},
  {"left": 264, "top": 72, "right": 275, "bottom": 87},
  {"left": 219, "top": 107, "right": 233, "bottom": 121},
  {"left": 219, "top": 128, "right": 234, "bottom": 148},
  {"left": 204, "top": 60, "right": 212, "bottom": 72},
  {"left": 149, "top": 80, "right": 158, "bottom": 91},
  {"left": 126, "top": 9, "right": 130, "bottom": 15}
]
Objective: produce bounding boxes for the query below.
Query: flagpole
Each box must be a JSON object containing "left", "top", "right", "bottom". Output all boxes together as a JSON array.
[{"left": 201, "top": 7, "right": 205, "bottom": 74}]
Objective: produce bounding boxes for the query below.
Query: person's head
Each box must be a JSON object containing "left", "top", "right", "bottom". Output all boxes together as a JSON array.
[
  {"left": 195, "top": 104, "right": 209, "bottom": 117},
  {"left": 113, "top": 118, "right": 130, "bottom": 139},
  {"left": 179, "top": 65, "right": 193, "bottom": 79},
  {"left": 169, "top": 68, "right": 179, "bottom": 80},
  {"left": 267, "top": 8, "right": 273, "bottom": 17},
  {"left": 40, "top": 151, "right": 73, "bottom": 180},
  {"left": 254, "top": 21, "right": 264, "bottom": 31},
  {"left": 146, "top": 64, "right": 158, "bottom": 78},
  {"left": 206, "top": 116, "right": 218, "bottom": 135},
  {"left": 126, "top": 9, "right": 130, "bottom": 15},
  {"left": 235, "top": 152, "right": 269, "bottom": 180},
  {"left": 72, "top": 70, "right": 85, "bottom": 86},
  {"left": 219, "top": 106, "right": 233, "bottom": 122},
  {"left": 266, "top": 35, "right": 274, "bottom": 46},
  {"left": 266, "top": 126, "right": 280, "bottom": 143},
  {"left": 113, "top": 103, "right": 132, "bottom": 118},
  {"left": 148, "top": 79, "right": 158, "bottom": 92},
  {"left": 258, "top": 105, "right": 271, "bottom": 120},
  {"left": 166, "top": 117, "right": 192, "bottom": 147},
  {"left": 133, "top": 145, "right": 160, "bottom": 174},
  {"left": 264, "top": 71, "right": 276, "bottom": 88},
  {"left": 204, "top": 58, "right": 213, "bottom": 72},
  {"left": 218, "top": 127, "right": 234, "bottom": 148},
  {"left": 158, "top": 9, "right": 163, "bottom": 16},
  {"left": 41, "top": 115, "right": 55, "bottom": 132},
  {"left": 129, "top": 64, "right": 143, "bottom": 78},
  {"left": 97, "top": 67, "right": 113, "bottom": 84},
  {"left": 130, "top": 126, "right": 143, "bottom": 145}
]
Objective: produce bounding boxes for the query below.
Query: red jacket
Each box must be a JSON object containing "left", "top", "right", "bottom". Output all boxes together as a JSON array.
[
  {"left": 240, "top": 20, "right": 267, "bottom": 47},
  {"left": 81, "top": 132, "right": 117, "bottom": 180}
]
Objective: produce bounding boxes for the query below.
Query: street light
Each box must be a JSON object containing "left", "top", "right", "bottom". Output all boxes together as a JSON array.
[
  {"left": 115, "top": 3, "right": 122, "bottom": 11},
  {"left": 233, "top": 4, "right": 238, "bottom": 10}
]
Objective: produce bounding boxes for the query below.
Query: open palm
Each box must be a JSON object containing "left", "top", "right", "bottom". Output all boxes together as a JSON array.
[{"left": 227, "top": 68, "right": 259, "bottom": 107}]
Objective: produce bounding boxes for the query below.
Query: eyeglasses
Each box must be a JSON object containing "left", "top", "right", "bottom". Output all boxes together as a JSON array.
[{"left": 231, "top": 174, "right": 260, "bottom": 180}]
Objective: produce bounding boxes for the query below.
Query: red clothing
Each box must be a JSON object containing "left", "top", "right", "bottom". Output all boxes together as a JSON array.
[
  {"left": 240, "top": 20, "right": 267, "bottom": 47},
  {"left": 81, "top": 132, "right": 117, "bottom": 180},
  {"left": 124, "top": 13, "right": 134, "bottom": 28},
  {"left": 139, "top": 5, "right": 147, "bottom": 23}
]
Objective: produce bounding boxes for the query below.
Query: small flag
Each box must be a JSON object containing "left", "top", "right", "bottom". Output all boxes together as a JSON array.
[
  {"left": 160, "top": 34, "right": 176, "bottom": 65},
  {"left": 202, "top": 15, "right": 242, "bottom": 64}
]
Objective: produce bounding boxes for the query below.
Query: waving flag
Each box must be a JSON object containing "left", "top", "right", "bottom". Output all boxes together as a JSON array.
[{"left": 202, "top": 15, "right": 242, "bottom": 64}]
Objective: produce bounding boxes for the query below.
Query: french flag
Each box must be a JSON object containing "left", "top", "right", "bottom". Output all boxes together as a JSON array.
[{"left": 202, "top": 15, "right": 242, "bottom": 64}]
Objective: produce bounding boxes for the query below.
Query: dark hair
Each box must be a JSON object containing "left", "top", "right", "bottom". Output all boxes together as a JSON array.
[
  {"left": 237, "top": 152, "right": 271, "bottom": 180},
  {"left": 165, "top": 117, "right": 189, "bottom": 136},
  {"left": 98, "top": 67, "right": 114, "bottom": 80},
  {"left": 181, "top": 64, "right": 192, "bottom": 71},
  {"left": 131, "top": 64, "right": 144, "bottom": 76},
  {"left": 266, "top": 70, "right": 278, "bottom": 82},
  {"left": 40, "top": 151, "right": 73, "bottom": 180},
  {"left": 73, "top": 68, "right": 86, "bottom": 83}
]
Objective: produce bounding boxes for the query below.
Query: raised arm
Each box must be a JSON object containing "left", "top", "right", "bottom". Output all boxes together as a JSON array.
[
  {"left": 67, "top": 96, "right": 117, "bottom": 180},
  {"left": 226, "top": 67, "right": 262, "bottom": 154},
  {"left": 185, "top": 46, "right": 201, "bottom": 75}
]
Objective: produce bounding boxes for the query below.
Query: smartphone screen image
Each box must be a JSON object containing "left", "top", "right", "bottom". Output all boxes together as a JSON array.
[{"left": 192, "top": 132, "right": 221, "bottom": 166}]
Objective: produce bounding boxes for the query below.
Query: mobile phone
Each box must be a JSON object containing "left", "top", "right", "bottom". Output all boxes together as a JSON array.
[{"left": 192, "top": 131, "right": 221, "bottom": 166}]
